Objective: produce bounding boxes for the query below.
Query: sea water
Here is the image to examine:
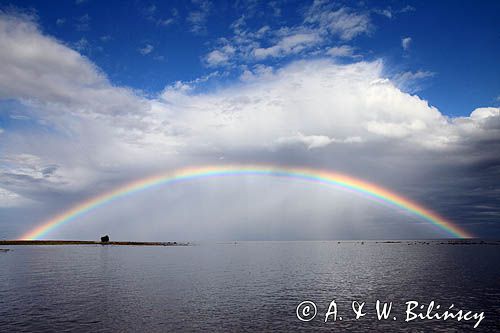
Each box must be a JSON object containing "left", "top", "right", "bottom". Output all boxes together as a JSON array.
[{"left": 0, "top": 241, "right": 499, "bottom": 332}]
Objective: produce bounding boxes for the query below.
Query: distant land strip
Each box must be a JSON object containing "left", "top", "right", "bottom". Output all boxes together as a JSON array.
[{"left": 0, "top": 240, "right": 188, "bottom": 246}]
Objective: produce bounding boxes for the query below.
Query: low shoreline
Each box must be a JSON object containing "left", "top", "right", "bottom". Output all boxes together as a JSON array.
[
  {"left": 1, "top": 240, "right": 498, "bottom": 248},
  {"left": 0, "top": 240, "right": 188, "bottom": 246}
]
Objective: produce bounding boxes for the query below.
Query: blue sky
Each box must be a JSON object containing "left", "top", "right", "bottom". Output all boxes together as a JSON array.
[
  {"left": 0, "top": 1, "right": 499, "bottom": 240},
  {"left": 3, "top": 0, "right": 499, "bottom": 115}
]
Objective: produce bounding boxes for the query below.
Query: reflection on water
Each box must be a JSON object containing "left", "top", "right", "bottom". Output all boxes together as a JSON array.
[{"left": 0, "top": 241, "right": 499, "bottom": 332}]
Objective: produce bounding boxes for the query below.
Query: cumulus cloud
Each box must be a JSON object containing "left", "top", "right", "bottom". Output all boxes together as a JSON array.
[
  {"left": 0, "top": 12, "right": 156, "bottom": 195},
  {"left": 0, "top": 12, "right": 499, "bottom": 239},
  {"left": 467, "top": 107, "right": 500, "bottom": 129},
  {"left": 155, "top": 60, "right": 460, "bottom": 153},
  {"left": 0, "top": 13, "right": 148, "bottom": 116}
]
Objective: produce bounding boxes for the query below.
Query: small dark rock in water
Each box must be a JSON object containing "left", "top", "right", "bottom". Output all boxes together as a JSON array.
[
  {"left": 0, "top": 248, "right": 10, "bottom": 252},
  {"left": 100, "top": 235, "right": 110, "bottom": 243}
]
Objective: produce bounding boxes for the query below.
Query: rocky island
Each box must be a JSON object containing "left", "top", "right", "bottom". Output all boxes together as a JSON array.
[{"left": 0, "top": 236, "right": 188, "bottom": 247}]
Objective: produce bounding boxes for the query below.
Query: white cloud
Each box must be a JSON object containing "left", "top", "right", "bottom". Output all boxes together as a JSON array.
[
  {"left": 239, "top": 64, "right": 274, "bottom": 81},
  {"left": 142, "top": 3, "right": 176, "bottom": 27},
  {"left": 157, "top": 18, "right": 174, "bottom": 26},
  {"left": 365, "top": 119, "right": 427, "bottom": 138},
  {"left": 205, "top": 45, "right": 235, "bottom": 67},
  {"left": 203, "top": 2, "right": 371, "bottom": 67},
  {"left": 276, "top": 133, "right": 334, "bottom": 149},
  {"left": 0, "top": 13, "right": 155, "bottom": 194},
  {"left": 402, "top": 37, "right": 412, "bottom": 51},
  {"left": 0, "top": 187, "right": 30, "bottom": 207},
  {"left": 0, "top": 13, "right": 140, "bottom": 114},
  {"left": 100, "top": 35, "right": 111, "bottom": 42},
  {"left": 392, "top": 70, "right": 435, "bottom": 93},
  {"left": 373, "top": 5, "right": 415, "bottom": 19},
  {"left": 205, "top": 50, "right": 227, "bottom": 65},
  {"left": 187, "top": 0, "right": 212, "bottom": 34},
  {"left": 401, "top": 5, "right": 416, "bottom": 13},
  {"left": 75, "top": 13, "right": 90, "bottom": 31},
  {"left": 470, "top": 107, "right": 500, "bottom": 120},
  {"left": 0, "top": 15, "right": 106, "bottom": 102},
  {"left": 276, "top": 132, "right": 362, "bottom": 149},
  {"left": 305, "top": 5, "right": 371, "bottom": 40},
  {"left": 74, "top": 37, "right": 90, "bottom": 52},
  {"left": 326, "top": 45, "right": 356, "bottom": 57},
  {"left": 139, "top": 44, "right": 154, "bottom": 55},
  {"left": 253, "top": 32, "right": 321, "bottom": 59},
  {"left": 154, "top": 59, "right": 482, "bottom": 152},
  {"left": 268, "top": 1, "right": 282, "bottom": 17},
  {"left": 394, "top": 70, "right": 434, "bottom": 81},
  {"left": 374, "top": 9, "right": 392, "bottom": 18},
  {"left": 1, "top": 154, "right": 58, "bottom": 180}
]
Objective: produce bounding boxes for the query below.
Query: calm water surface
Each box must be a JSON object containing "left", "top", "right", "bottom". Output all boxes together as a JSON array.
[{"left": 0, "top": 241, "right": 499, "bottom": 332}]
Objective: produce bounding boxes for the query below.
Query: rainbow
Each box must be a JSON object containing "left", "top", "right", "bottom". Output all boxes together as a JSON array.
[{"left": 20, "top": 164, "right": 473, "bottom": 240}]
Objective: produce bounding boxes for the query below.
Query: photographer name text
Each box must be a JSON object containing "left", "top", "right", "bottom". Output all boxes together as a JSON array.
[{"left": 296, "top": 300, "right": 484, "bottom": 328}]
